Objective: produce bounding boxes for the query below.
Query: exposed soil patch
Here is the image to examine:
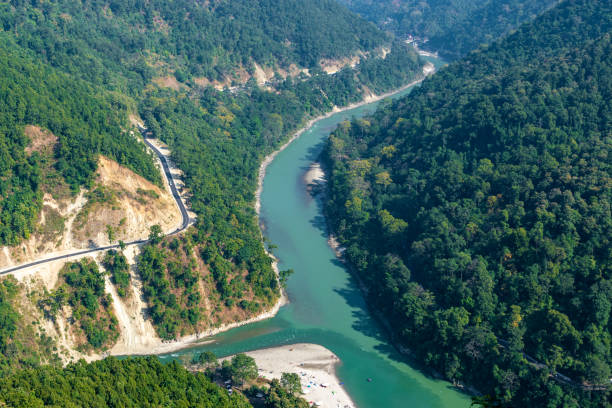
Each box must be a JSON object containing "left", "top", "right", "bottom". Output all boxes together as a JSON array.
[
  {"left": 72, "top": 156, "right": 180, "bottom": 245},
  {"left": 24, "top": 125, "right": 57, "bottom": 155},
  {"left": 0, "top": 155, "right": 181, "bottom": 269},
  {"left": 153, "top": 75, "right": 186, "bottom": 91},
  {"left": 37, "top": 258, "right": 120, "bottom": 354},
  {"left": 320, "top": 54, "right": 361, "bottom": 75}
]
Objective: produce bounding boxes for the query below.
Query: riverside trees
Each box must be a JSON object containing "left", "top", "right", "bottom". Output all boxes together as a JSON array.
[{"left": 324, "top": 0, "right": 612, "bottom": 406}]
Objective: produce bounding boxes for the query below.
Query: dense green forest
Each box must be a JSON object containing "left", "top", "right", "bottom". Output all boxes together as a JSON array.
[
  {"left": 0, "top": 0, "right": 423, "bottom": 334},
  {"left": 0, "top": 357, "right": 253, "bottom": 407},
  {"left": 0, "top": 0, "right": 405, "bottom": 248},
  {"left": 1, "top": 0, "right": 387, "bottom": 90},
  {"left": 338, "top": 0, "right": 557, "bottom": 60},
  {"left": 0, "top": 354, "right": 313, "bottom": 408},
  {"left": 0, "top": 0, "right": 425, "bottom": 361},
  {"left": 324, "top": 0, "right": 611, "bottom": 406},
  {"left": 0, "top": 0, "right": 425, "bottom": 403}
]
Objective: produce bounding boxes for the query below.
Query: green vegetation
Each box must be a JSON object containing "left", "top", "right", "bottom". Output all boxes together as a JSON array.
[
  {"left": 138, "top": 47, "right": 422, "bottom": 340},
  {"left": 339, "top": 0, "right": 557, "bottom": 59},
  {"left": 0, "top": 41, "right": 159, "bottom": 246},
  {"left": 265, "top": 379, "right": 309, "bottom": 408},
  {"left": 224, "top": 353, "right": 259, "bottom": 385},
  {"left": 0, "top": 0, "right": 408, "bottom": 250},
  {"left": 0, "top": 277, "right": 60, "bottom": 375},
  {"left": 103, "top": 250, "right": 131, "bottom": 298},
  {"left": 0, "top": 351, "right": 313, "bottom": 408},
  {"left": 136, "top": 188, "right": 160, "bottom": 200},
  {"left": 138, "top": 220, "right": 273, "bottom": 340},
  {"left": 198, "top": 352, "right": 309, "bottom": 408},
  {"left": 137, "top": 233, "right": 205, "bottom": 340},
  {"left": 0, "top": 1, "right": 428, "bottom": 402},
  {"left": 1, "top": 0, "right": 386, "bottom": 91},
  {"left": 39, "top": 259, "right": 119, "bottom": 351},
  {"left": 38, "top": 207, "right": 65, "bottom": 241},
  {"left": 279, "top": 269, "right": 294, "bottom": 288},
  {"left": 1, "top": 0, "right": 424, "bottom": 344},
  {"left": 193, "top": 351, "right": 219, "bottom": 368},
  {"left": 138, "top": 225, "right": 273, "bottom": 341},
  {"left": 280, "top": 372, "right": 302, "bottom": 396},
  {"left": 0, "top": 356, "right": 252, "bottom": 407},
  {"left": 325, "top": 0, "right": 612, "bottom": 406}
]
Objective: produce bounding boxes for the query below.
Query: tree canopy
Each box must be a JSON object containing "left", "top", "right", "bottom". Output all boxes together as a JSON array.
[
  {"left": 325, "top": 0, "right": 612, "bottom": 406},
  {"left": 339, "top": 0, "right": 558, "bottom": 60},
  {"left": 0, "top": 357, "right": 253, "bottom": 407}
]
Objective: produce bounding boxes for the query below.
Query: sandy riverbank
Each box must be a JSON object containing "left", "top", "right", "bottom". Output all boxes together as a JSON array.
[
  {"left": 304, "top": 162, "right": 326, "bottom": 185},
  {"left": 233, "top": 343, "right": 355, "bottom": 408}
]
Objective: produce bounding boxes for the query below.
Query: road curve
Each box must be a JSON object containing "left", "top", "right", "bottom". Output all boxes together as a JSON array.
[
  {"left": 0, "top": 127, "right": 192, "bottom": 276},
  {"left": 140, "top": 128, "right": 190, "bottom": 232}
]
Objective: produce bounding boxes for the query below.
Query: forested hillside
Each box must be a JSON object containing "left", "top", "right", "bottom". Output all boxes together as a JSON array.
[
  {"left": 0, "top": 0, "right": 425, "bottom": 361},
  {"left": 2, "top": 0, "right": 386, "bottom": 90},
  {"left": 0, "top": 277, "right": 60, "bottom": 374},
  {"left": 324, "top": 0, "right": 612, "bottom": 406},
  {"left": 0, "top": 0, "right": 426, "bottom": 405},
  {"left": 0, "top": 40, "right": 159, "bottom": 246},
  {"left": 39, "top": 259, "right": 120, "bottom": 352},
  {"left": 338, "top": 0, "right": 557, "bottom": 59}
]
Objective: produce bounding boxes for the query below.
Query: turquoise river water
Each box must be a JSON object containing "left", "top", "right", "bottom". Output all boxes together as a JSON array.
[{"left": 160, "top": 56, "right": 470, "bottom": 407}]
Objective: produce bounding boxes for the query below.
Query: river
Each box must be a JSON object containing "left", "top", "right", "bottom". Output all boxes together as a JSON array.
[{"left": 160, "top": 56, "right": 470, "bottom": 407}]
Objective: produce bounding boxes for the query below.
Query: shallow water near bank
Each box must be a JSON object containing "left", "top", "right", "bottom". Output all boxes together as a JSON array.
[{"left": 160, "top": 56, "right": 469, "bottom": 407}]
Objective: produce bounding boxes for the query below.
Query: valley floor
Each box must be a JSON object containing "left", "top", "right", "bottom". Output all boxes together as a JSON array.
[{"left": 1, "top": 69, "right": 435, "bottom": 371}]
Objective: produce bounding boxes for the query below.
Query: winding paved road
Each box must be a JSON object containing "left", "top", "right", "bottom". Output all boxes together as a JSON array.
[
  {"left": 0, "top": 127, "right": 192, "bottom": 276},
  {"left": 140, "top": 128, "right": 190, "bottom": 232}
]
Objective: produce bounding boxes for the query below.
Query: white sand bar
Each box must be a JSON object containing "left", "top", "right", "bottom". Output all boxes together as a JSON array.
[{"left": 244, "top": 343, "right": 355, "bottom": 408}]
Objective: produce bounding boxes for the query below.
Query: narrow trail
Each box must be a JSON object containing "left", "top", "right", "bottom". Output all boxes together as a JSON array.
[{"left": 0, "top": 127, "right": 193, "bottom": 276}]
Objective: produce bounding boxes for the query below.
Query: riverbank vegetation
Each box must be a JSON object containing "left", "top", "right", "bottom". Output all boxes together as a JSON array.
[
  {"left": 0, "top": 352, "right": 311, "bottom": 408},
  {"left": 191, "top": 352, "right": 309, "bottom": 408},
  {"left": 324, "top": 0, "right": 611, "bottom": 406}
]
